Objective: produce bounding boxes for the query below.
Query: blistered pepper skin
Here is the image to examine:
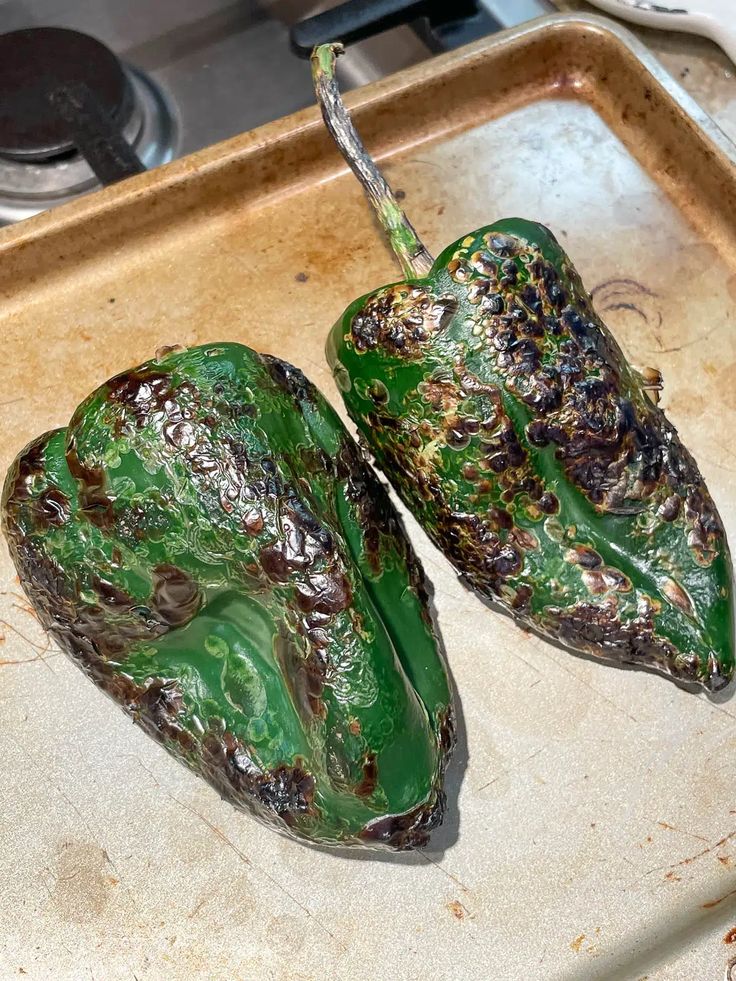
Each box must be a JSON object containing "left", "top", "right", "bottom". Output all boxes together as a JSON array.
[
  {"left": 327, "top": 219, "right": 734, "bottom": 691},
  {"left": 2, "top": 343, "right": 454, "bottom": 849}
]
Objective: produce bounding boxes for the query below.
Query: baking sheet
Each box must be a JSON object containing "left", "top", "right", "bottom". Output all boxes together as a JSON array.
[{"left": 1, "top": 13, "right": 736, "bottom": 980}]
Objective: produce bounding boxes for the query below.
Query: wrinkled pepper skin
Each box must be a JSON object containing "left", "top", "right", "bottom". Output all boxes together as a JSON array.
[
  {"left": 328, "top": 219, "right": 734, "bottom": 691},
  {"left": 2, "top": 343, "right": 454, "bottom": 849}
]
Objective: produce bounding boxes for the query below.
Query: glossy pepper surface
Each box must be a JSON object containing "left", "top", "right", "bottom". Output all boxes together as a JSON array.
[
  {"left": 2, "top": 343, "right": 454, "bottom": 849},
  {"left": 313, "top": 44, "right": 734, "bottom": 692}
]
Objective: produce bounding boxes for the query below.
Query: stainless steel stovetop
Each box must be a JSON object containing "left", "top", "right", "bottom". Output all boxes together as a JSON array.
[{"left": 0, "top": 0, "right": 552, "bottom": 224}]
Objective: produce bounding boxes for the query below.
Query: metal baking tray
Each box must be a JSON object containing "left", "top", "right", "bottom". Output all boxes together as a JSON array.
[{"left": 2, "top": 13, "right": 736, "bottom": 980}]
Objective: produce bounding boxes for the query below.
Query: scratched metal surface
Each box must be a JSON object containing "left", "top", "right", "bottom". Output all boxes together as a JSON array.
[{"left": 1, "top": 14, "right": 736, "bottom": 981}]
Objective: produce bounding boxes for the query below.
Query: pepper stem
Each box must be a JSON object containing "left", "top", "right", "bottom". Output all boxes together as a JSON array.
[{"left": 311, "top": 43, "right": 434, "bottom": 279}]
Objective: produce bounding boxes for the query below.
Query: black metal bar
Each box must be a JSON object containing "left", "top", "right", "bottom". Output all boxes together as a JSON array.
[
  {"left": 49, "top": 81, "right": 144, "bottom": 185},
  {"left": 292, "top": 0, "right": 428, "bottom": 55},
  {"left": 290, "top": 0, "right": 481, "bottom": 56}
]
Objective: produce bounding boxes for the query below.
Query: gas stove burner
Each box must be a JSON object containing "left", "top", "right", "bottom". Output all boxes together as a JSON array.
[
  {"left": 0, "top": 27, "right": 178, "bottom": 225},
  {"left": 0, "top": 27, "right": 134, "bottom": 162}
]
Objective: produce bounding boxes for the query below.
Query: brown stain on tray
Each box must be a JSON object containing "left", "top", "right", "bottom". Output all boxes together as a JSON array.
[
  {"left": 447, "top": 900, "right": 467, "bottom": 921},
  {"left": 670, "top": 831, "right": 736, "bottom": 870},
  {"left": 50, "top": 840, "right": 120, "bottom": 924},
  {"left": 703, "top": 888, "right": 736, "bottom": 910}
]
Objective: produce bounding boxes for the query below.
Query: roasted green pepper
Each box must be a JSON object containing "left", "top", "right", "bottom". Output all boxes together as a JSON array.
[
  {"left": 313, "top": 44, "right": 734, "bottom": 692},
  {"left": 2, "top": 343, "right": 454, "bottom": 849}
]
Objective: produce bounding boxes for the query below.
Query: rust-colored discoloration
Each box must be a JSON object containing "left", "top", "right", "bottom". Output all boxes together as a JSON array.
[
  {"left": 723, "top": 927, "right": 736, "bottom": 944},
  {"left": 703, "top": 888, "right": 736, "bottom": 910},
  {"left": 447, "top": 900, "right": 466, "bottom": 921},
  {"left": 666, "top": 831, "right": 736, "bottom": 870}
]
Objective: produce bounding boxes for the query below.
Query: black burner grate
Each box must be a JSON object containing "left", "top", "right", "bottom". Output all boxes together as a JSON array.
[{"left": 0, "top": 26, "right": 143, "bottom": 182}]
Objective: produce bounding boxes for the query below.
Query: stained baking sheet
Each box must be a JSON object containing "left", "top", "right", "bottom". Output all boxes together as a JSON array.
[{"left": 1, "top": 13, "right": 736, "bottom": 981}]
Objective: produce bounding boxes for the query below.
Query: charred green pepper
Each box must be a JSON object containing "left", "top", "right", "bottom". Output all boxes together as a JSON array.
[
  {"left": 314, "top": 44, "right": 734, "bottom": 692},
  {"left": 2, "top": 343, "right": 454, "bottom": 849}
]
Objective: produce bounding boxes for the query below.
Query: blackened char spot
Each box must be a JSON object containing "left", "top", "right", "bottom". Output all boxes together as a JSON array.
[
  {"left": 5, "top": 511, "right": 193, "bottom": 740},
  {"left": 660, "top": 495, "right": 681, "bottom": 522},
  {"left": 92, "top": 575, "right": 135, "bottom": 608},
  {"left": 512, "top": 584, "right": 533, "bottom": 611},
  {"left": 537, "top": 491, "right": 559, "bottom": 514},
  {"left": 134, "top": 678, "right": 184, "bottom": 728},
  {"left": 200, "top": 730, "right": 317, "bottom": 826},
  {"left": 295, "top": 571, "right": 352, "bottom": 616},
  {"left": 489, "top": 544, "right": 522, "bottom": 578},
  {"left": 520, "top": 283, "right": 543, "bottom": 314},
  {"left": 66, "top": 438, "right": 114, "bottom": 529},
  {"left": 262, "top": 355, "right": 316, "bottom": 405},
  {"left": 73, "top": 672, "right": 192, "bottom": 754},
  {"left": 151, "top": 564, "right": 201, "bottom": 627},
  {"left": 565, "top": 545, "right": 602, "bottom": 569},
  {"left": 260, "top": 544, "right": 291, "bottom": 582},
  {"left": 438, "top": 706, "right": 456, "bottom": 762},
  {"left": 274, "top": 623, "right": 327, "bottom": 720},
  {"left": 107, "top": 369, "right": 172, "bottom": 411},
  {"left": 257, "top": 764, "right": 315, "bottom": 818},
  {"left": 360, "top": 789, "right": 446, "bottom": 850},
  {"left": 545, "top": 602, "right": 700, "bottom": 684},
  {"left": 350, "top": 285, "right": 456, "bottom": 358},
  {"left": 33, "top": 487, "right": 70, "bottom": 528},
  {"left": 488, "top": 506, "right": 513, "bottom": 531},
  {"left": 259, "top": 494, "right": 334, "bottom": 583},
  {"left": 500, "top": 259, "right": 518, "bottom": 285},
  {"left": 5, "top": 434, "right": 49, "bottom": 505},
  {"left": 287, "top": 494, "right": 334, "bottom": 555},
  {"left": 485, "top": 232, "right": 519, "bottom": 257},
  {"left": 707, "top": 654, "right": 729, "bottom": 692},
  {"left": 526, "top": 420, "right": 548, "bottom": 446},
  {"left": 3, "top": 519, "right": 169, "bottom": 672},
  {"left": 354, "top": 752, "right": 378, "bottom": 798},
  {"left": 523, "top": 367, "right": 561, "bottom": 413},
  {"left": 337, "top": 438, "right": 398, "bottom": 577},
  {"left": 684, "top": 487, "right": 724, "bottom": 565}
]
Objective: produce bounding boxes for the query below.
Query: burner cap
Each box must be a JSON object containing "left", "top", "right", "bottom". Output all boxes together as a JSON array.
[{"left": 0, "top": 27, "right": 133, "bottom": 162}]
